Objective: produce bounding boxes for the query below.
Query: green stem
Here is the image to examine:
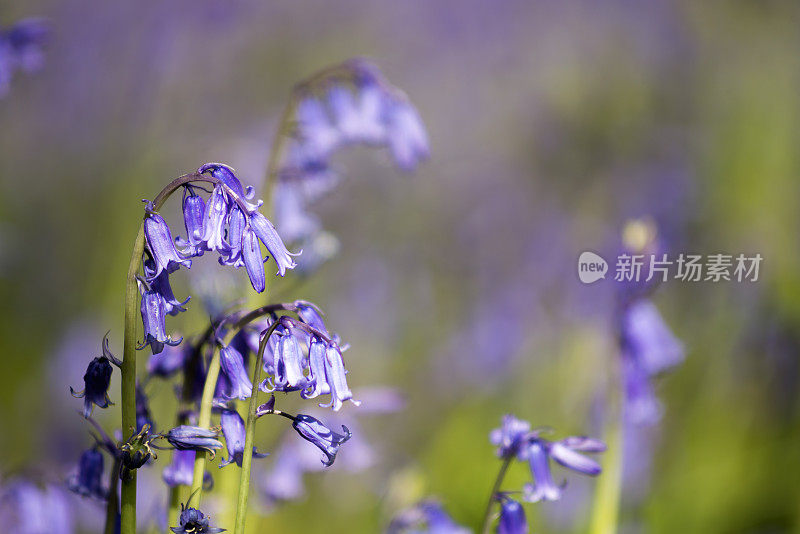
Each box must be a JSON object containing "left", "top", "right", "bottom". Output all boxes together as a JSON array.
[
  {"left": 233, "top": 322, "right": 280, "bottom": 534},
  {"left": 104, "top": 458, "right": 121, "bottom": 534},
  {"left": 190, "top": 345, "right": 223, "bottom": 502},
  {"left": 589, "top": 400, "right": 624, "bottom": 534},
  {"left": 480, "top": 455, "right": 513, "bottom": 534},
  {"left": 120, "top": 224, "right": 145, "bottom": 534}
]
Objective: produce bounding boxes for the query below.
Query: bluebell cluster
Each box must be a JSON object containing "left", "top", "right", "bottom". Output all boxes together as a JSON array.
[{"left": 274, "top": 58, "right": 429, "bottom": 273}]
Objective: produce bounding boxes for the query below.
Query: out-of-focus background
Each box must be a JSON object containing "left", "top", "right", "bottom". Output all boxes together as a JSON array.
[{"left": 1, "top": 1, "right": 800, "bottom": 532}]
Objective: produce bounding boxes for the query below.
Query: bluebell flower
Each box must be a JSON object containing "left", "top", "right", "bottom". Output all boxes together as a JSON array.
[
  {"left": 290, "top": 414, "right": 351, "bottom": 467},
  {"left": 143, "top": 208, "right": 191, "bottom": 280},
  {"left": 120, "top": 425, "right": 155, "bottom": 476},
  {"left": 328, "top": 82, "right": 387, "bottom": 145},
  {"left": 294, "top": 300, "right": 328, "bottom": 334},
  {"left": 520, "top": 435, "right": 605, "bottom": 503},
  {"left": 201, "top": 185, "right": 231, "bottom": 254},
  {"left": 249, "top": 211, "right": 298, "bottom": 276},
  {"left": 620, "top": 299, "right": 684, "bottom": 376},
  {"left": 67, "top": 448, "right": 106, "bottom": 500},
  {"left": 138, "top": 287, "right": 182, "bottom": 354},
  {"left": 262, "top": 330, "right": 306, "bottom": 392},
  {"left": 163, "top": 450, "right": 213, "bottom": 489},
  {"left": 619, "top": 298, "right": 684, "bottom": 425},
  {"left": 294, "top": 96, "right": 341, "bottom": 159},
  {"left": 0, "top": 19, "right": 49, "bottom": 98},
  {"left": 220, "top": 206, "right": 246, "bottom": 268},
  {"left": 384, "top": 100, "right": 430, "bottom": 171},
  {"left": 171, "top": 504, "right": 225, "bottom": 534},
  {"left": 387, "top": 500, "right": 470, "bottom": 534},
  {"left": 273, "top": 183, "right": 320, "bottom": 243},
  {"left": 70, "top": 356, "right": 113, "bottom": 418},
  {"left": 319, "top": 341, "right": 360, "bottom": 411},
  {"left": 218, "top": 409, "right": 267, "bottom": 468},
  {"left": 145, "top": 260, "right": 189, "bottom": 316},
  {"left": 497, "top": 497, "right": 528, "bottom": 534},
  {"left": 217, "top": 344, "right": 252, "bottom": 401},
  {"left": 147, "top": 342, "right": 189, "bottom": 377},
  {"left": 490, "top": 415, "right": 531, "bottom": 458},
  {"left": 301, "top": 337, "right": 329, "bottom": 400},
  {"left": 198, "top": 163, "right": 260, "bottom": 212},
  {"left": 177, "top": 185, "right": 206, "bottom": 257},
  {"left": 242, "top": 227, "right": 265, "bottom": 293},
  {"left": 164, "top": 426, "right": 223, "bottom": 458}
]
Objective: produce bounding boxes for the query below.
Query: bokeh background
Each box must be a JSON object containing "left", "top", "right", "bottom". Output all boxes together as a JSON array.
[{"left": 1, "top": 1, "right": 800, "bottom": 532}]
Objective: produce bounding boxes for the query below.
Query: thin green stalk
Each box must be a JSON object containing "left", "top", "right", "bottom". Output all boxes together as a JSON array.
[
  {"left": 480, "top": 455, "right": 514, "bottom": 534},
  {"left": 190, "top": 345, "right": 223, "bottom": 502},
  {"left": 233, "top": 322, "right": 280, "bottom": 534},
  {"left": 589, "top": 402, "right": 624, "bottom": 534},
  {"left": 120, "top": 224, "right": 145, "bottom": 534}
]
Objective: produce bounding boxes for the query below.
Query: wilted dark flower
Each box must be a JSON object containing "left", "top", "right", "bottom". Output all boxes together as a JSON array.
[
  {"left": 144, "top": 208, "right": 191, "bottom": 280},
  {"left": 290, "top": 414, "right": 351, "bottom": 467},
  {"left": 138, "top": 287, "right": 182, "bottom": 355},
  {"left": 0, "top": 479, "right": 73, "bottom": 534},
  {"left": 164, "top": 426, "right": 223, "bottom": 458},
  {"left": 218, "top": 409, "right": 267, "bottom": 468},
  {"left": 170, "top": 504, "right": 225, "bottom": 534},
  {"left": 120, "top": 425, "right": 155, "bottom": 478},
  {"left": 67, "top": 448, "right": 106, "bottom": 499},
  {"left": 497, "top": 496, "right": 527, "bottom": 534},
  {"left": 70, "top": 356, "right": 113, "bottom": 418}
]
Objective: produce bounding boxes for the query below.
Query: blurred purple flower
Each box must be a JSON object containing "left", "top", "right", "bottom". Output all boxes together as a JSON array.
[
  {"left": 163, "top": 450, "right": 213, "bottom": 489},
  {"left": 387, "top": 500, "right": 469, "bottom": 534},
  {"left": 67, "top": 448, "right": 106, "bottom": 500},
  {"left": 0, "top": 19, "right": 49, "bottom": 98},
  {"left": 497, "top": 496, "right": 528, "bottom": 534}
]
